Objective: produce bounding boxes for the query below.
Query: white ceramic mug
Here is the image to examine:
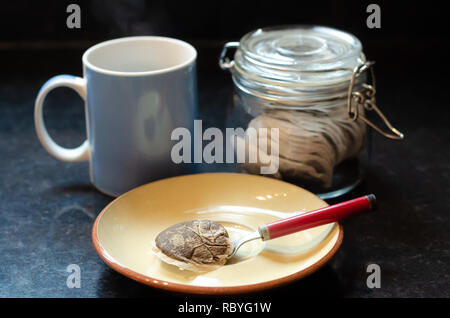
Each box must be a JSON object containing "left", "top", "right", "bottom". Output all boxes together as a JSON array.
[{"left": 34, "top": 36, "right": 198, "bottom": 196}]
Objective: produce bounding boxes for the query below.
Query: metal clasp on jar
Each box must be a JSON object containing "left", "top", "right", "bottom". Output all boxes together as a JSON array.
[
  {"left": 347, "top": 61, "right": 404, "bottom": 140},
  {"left": 219, "top": 42, "right": 239, "bottom": 70}
]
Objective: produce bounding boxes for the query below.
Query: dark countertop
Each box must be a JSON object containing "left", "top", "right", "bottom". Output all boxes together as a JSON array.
[{"left": 0, "top": 44, "right": 449, "bottom": 299}]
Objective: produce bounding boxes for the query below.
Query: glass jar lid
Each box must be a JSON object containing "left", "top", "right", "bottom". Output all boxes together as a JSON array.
[
  {"left": 219, "top": 25, "right": 404, "bottom": 140},
  {"left": 234, "top": 25, "right": 365, "bottom": 86}
]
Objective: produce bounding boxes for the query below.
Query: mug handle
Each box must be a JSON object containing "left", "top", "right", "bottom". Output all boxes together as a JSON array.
[{"left": 34, "top": 75, "right": 90, "bottom": 162}]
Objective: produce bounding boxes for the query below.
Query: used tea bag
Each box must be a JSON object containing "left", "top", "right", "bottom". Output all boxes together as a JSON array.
[{"left": 153, "top": 220, "right": 232, "bottom": 272}]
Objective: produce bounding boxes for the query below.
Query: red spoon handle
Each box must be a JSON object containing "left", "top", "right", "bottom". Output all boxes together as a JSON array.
[{"left": 259, "top": 194, "right": 377, "bottom": 240}]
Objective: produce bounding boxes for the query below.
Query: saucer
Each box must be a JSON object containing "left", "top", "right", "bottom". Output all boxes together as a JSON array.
[{"left": 92, "top": 173, "right": 343, "bottom": 294}]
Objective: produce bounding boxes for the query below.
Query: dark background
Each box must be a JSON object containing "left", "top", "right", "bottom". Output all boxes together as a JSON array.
[
  {"left": 1, "top": 0, "right": 449, "bottom": 300},
  {"left": 2, "top": 0, "right": 449, "bottom": 84}
]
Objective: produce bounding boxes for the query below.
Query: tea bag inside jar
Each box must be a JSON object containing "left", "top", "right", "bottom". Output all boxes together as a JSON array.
[
  {"left": 227, "top": 26, "right": 369, "bottom": 188},
  {"left": 236, "top": 106, "right": 366, "bottom": 187}
]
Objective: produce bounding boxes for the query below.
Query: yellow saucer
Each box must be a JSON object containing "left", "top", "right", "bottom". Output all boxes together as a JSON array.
[{"left": 92, "top": 173, "right": 343, "bottom": 294}]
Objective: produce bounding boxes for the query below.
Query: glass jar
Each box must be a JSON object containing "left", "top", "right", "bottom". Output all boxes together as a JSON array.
[{"left": 220, "top": 25, "right": 403, "bottom": 199}]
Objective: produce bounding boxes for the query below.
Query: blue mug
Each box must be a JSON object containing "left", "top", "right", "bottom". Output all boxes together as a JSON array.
[{"left": 34, "top": 36, "right": 198, "bottom": 196}]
